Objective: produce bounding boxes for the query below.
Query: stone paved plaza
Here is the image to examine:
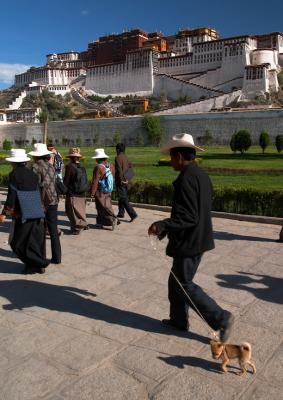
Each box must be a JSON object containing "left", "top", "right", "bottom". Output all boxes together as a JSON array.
[{"left": 0, "top": 192, "right": 282, "bottom": 400}]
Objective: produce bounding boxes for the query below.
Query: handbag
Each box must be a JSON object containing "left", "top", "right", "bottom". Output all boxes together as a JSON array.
[
  {"left": 10, "top": 185, "right": 45, "bottom": 223},
  {"left": 124, "top": 165, "right": 134, "bottom": 181},
  {"left": 55, "top": 176, "right": 68, "bottom": 195}
]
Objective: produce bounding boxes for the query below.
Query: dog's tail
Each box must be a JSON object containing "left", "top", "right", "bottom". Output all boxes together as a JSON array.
[{"left": 241, "top": 342, "right": 252, "bottom": 353}]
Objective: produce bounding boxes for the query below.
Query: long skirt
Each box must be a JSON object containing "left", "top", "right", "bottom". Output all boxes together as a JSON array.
[
  {"left": 95, "top": 192, "right": 116, "bottom": 226},
  {"left": 65, "top": 195, "right": 87, "bottom": 233},
  {"left": 10, "top": 218, "right": 49, "bottom": 269}
]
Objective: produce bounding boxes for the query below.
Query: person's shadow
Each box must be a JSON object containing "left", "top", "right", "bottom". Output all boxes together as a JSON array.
[
  {"left": 0, "top": 280, "right": 208, "bottom": 343},
  {"left": 213, "top": 231, "right": 275, "bottom": 243},
  {"left": 216, "top": 272, "right": 283, "bottom": 305}
]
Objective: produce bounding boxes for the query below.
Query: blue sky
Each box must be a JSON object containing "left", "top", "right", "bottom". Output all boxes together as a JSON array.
[{"left": 0, "top": 0, "right": 282, "bottom": 88}]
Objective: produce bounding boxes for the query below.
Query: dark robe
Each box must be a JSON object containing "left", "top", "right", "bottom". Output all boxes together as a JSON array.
[{"left": 2, "top": 164, "right": 49, "bottom": 271}]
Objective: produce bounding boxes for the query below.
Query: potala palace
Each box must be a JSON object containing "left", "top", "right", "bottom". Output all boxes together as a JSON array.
[{"left": 10, "top": 27, "right": 283, "bottom": 112}]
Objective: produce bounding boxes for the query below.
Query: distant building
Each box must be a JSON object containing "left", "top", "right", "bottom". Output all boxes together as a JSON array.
[{"left": 13, "top": 27, "right": 283, "bottom": 106}]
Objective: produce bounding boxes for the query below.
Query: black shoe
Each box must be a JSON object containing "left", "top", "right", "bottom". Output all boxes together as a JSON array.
[
  {"left": 161, "top": 319, "right": 189, "bottom": 332},
  {"left": 130, "top": 214, "right": 138, "bottom": 222},
  {"left": 117, "top": 214, "right": 124, "bottom": 218},
  {"left": 219, "top": 313, "right": 234, "bottom": 343},
  {"left": 84, "top": 225, "right": 90, "bottom": 230},
  {"left": 51, "top": 259, "right": 61, "bottom": 264}
]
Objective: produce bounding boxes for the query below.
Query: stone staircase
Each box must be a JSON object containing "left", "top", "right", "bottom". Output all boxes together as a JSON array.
[{"left": 7, "top": 90, "right": 27, "bottom": 110}]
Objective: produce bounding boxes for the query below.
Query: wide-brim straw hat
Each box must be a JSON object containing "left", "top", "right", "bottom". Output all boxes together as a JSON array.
[
  {"left": 91, "top": 148, "right": 109, "bottom": 159},
  {"left": 28, "top": 143, "right": 52, "bottom": 157},
  {"left": 161, "top": 133, "right": 204, "bottom": 154},
  {"left": 68, "top": 147, "right": 82, "bottom": 157},
  {"left": 6, "top": 149, "right": 30, "bottom": 163}
]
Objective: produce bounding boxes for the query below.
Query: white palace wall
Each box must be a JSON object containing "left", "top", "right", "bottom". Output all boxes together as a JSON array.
[{"left": 85, "top": 51, "right": 154, "bottom": 97}]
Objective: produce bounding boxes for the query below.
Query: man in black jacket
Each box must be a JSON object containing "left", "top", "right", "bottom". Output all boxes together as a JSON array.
[{"left": 148, "top": 133, "right": 234, "bottom": 342}]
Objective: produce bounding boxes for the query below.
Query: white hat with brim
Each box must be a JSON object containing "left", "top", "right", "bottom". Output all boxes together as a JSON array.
[
  {"left": 92, "top": 148, "right": 109, "bottom": 159},
  {"left": 5, "top": 149, "right": 31, "bottom": 163},
  {"left": 161, "top": 133, "right": 204, "bottom": 154},
  {"left": 28, "top": 143, "right": 52, "bottom": 157}
]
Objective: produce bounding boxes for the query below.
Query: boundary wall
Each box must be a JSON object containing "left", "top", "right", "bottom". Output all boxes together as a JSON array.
[{"left": 1, "top": 109, "right": 283, "bottom": 146}]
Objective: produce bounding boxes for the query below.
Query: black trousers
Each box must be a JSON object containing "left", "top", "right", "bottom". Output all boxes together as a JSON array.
[
  {"left": 45, "top": 204, "right": 61, "bottom": 263},
  {"left": 116, "top": 185, "right": 137, "bottom": 219},
  {"left": 168, "top": 256, "right": 228, "bottom": 331}
]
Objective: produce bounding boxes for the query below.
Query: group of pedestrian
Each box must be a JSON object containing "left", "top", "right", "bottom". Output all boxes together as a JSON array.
[
  {"left": 0, "top": 141, "right": 137, "bottom": 274},
  {"left": 5, "top": 131, "right": 267, "bottom": 342}
]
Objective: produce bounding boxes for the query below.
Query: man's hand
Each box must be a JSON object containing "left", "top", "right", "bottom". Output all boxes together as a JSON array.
[
  {"left": 148, "top": 223, "right": 158, "bottom": 236},
  {"left": 0, "top": 214, "right": 6, "bottom": 224}
]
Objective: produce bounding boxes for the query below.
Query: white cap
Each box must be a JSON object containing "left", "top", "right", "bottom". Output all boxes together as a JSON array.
[
  {"left": 161, "top": 133, "right": 204, "bottom": 154},
  {"left": 5, "top": 149, "right": 31, "bottom": 163},
  {"left": 28, "top": 143, "right": 52, "bottom": 157},
  {"left": 91, "top": 148, "right": 109, "bottom": 159}
]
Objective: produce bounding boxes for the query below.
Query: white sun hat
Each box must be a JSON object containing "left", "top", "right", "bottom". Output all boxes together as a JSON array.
[
  {"left": 5, "top": 149, "right": 31, "bottom": 163},
  {"left": 28, "top": 143, "right": 52, "bottom": 157},
  {"left": 91, "top": 148, "right": 109, "bottom": 159},
  {"left": 161, "top": 133, "right": 204, "bottom": 154}
]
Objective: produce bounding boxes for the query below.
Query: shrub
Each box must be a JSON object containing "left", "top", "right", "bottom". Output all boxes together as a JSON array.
[
  {"left": 203, "top": 129, "right": 214, "bottom": 146},
  {"left": 259, "top": 130, "right": 270, "bottom": 154},
  {"left": 2, "top": 139, "right": 12, "bottom": 151},
  {"left": 230, "top": 132, "right": 236, "bottom": 152},
  {"left": 233, "top": 130, "right": 251, "bottom": 154},
  {"left": 275, "top": 134, "right": 283, "bottom": 153},
  {"left": 113, "top": 132, "right": 121, "bottom": 146},
  {"left": 142, "top": 114, "right": 163, "bottom": 146}
]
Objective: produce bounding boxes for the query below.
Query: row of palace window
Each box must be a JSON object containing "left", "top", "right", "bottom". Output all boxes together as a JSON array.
[
  {"left": 224, "top": 46, "right": 243, "bottom": 57},
  {"left": 159, "top": 57, "right": 193, "bottom": 67},
  {"left": 194, "top": 52, "right": 222, "bottom": 64},
  {"left": 194, "top": 41, "right": 223, "bottom": 53},
  {"left": 246, "top": 68, "right": 264, "bottom": 80}
]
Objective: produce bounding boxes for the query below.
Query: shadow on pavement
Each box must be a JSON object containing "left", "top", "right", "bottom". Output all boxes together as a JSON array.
[
  {"left": 0, "top": 259, "right": 24, "bottom": 274},
  {"left": 214, "top": 231, "right": 275, "bottom": 243},
  {"left": 0, "top": 279, "right": 208, "bottom": 343},
  {"left": 216, "top": 271, "right": 283, "bottom": 305},
  {"left": 158, "top": 355, "right": 222, "bottom": 373}
]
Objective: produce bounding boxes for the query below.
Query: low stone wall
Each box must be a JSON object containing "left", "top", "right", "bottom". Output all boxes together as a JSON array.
[{"left": 1, "top": 109, "right": 283, "bottom": 146}]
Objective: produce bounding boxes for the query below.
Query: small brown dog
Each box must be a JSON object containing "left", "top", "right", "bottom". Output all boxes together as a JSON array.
[{"left": 210, "top": 340, "right": 256, "bottom": 375}]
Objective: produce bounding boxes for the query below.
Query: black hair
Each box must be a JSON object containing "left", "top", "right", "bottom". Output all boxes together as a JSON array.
[
  {"left": 170, "top": 147, "right": 196, "bottom": 161},
  {"left": 116, "top": 143, "right": 125, "bottom": 154},
  {"left": 96, "top": 158, "right": 107, "bottom": 163}
]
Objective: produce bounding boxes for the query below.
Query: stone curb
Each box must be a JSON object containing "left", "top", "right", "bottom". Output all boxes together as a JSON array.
[{"left": 1, "top": 187, "right": 282, "bottom": 226}]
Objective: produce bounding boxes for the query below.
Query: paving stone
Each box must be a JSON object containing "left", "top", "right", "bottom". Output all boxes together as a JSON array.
[
  {"left": 0, "top": 355, "right": 68, "bottom": 400},
  {"left": 43, "top": 333, "right": 122, "bottom": 373},
  {"left": 151, "top": 369, "right": 236, "bottom": 399},
  {"left": 0, "top": 194, "right": 282, "bottom": 400},
  {"left": 60, "top": 365, "right": 148, "bottom": 400}
]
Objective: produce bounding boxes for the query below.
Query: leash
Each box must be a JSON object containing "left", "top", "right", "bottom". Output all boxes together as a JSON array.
[{"left": 149, "top": 235, "right": 218, "bottom": 339}]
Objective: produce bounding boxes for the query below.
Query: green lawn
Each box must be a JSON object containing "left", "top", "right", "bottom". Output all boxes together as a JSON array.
[{"left": 0, "top": 145, "right": 282, "bottom": 190}]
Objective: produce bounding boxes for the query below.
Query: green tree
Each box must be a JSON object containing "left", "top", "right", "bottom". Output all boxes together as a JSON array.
[
  {"left": 233, "top": 130, "right": 252, "bottom": 154},
  {"left": 142, "top": 114, "right": 163, "bottom": 146},
  {"left": 204, "top": 129, "right": 214, "bottom": 146},
  {"left": 38, "top": 111, "right": 48, "bottom": 144},
  {"left": 275, "top": 134, "right": 283, "bottom": 153},
  {"left": 113, "top": 131, "right": 121, "bottom": 145},
  {"left": 230, "top": 132, "right": 237, "bottom": 152},
  {"left": 259, "top": 130, "right": 270, "bottom": 154},
  {"left": 2, "top": 139, "right": 12, "bottom": 151}
]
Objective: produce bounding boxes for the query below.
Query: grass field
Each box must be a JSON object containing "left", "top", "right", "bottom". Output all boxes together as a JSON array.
[{"left": 0, "top": 146, "right": 282, "bottom": 190}]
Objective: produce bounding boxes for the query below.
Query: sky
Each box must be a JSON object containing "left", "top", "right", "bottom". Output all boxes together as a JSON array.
[{"left": 0, "top": 0, "right": 282, "bottom": 89}]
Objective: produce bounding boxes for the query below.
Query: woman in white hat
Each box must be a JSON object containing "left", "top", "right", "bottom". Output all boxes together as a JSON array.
[
  {"left": 0, "top": 149, "right": 49, "bottom": 274},
  {"left": 29, "top": 143, "right": 62, "bottom": 263},
  {"left": 90, "top": 148, "right": 118, "bottom": 230}
]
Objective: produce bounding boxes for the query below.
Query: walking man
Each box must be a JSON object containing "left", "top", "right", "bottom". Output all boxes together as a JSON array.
[
  {"left": 115, "top": 143, "right": 137, "bottom": 222},
  {"left": 148, "top": 133, "right": 234, "bottom": 342}
]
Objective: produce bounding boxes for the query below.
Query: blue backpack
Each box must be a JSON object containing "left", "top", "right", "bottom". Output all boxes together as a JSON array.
[{"left": 98, "top": 164, "right": 114, "bottom": 193}]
